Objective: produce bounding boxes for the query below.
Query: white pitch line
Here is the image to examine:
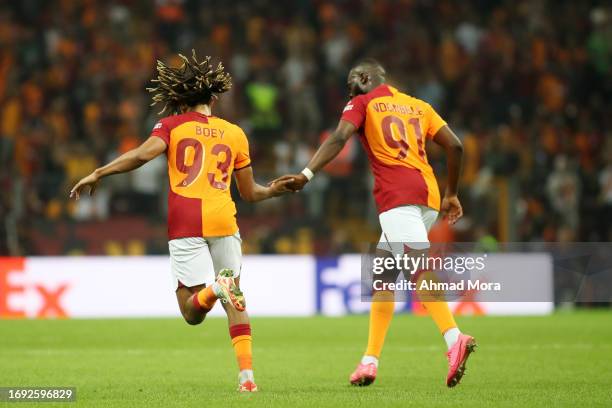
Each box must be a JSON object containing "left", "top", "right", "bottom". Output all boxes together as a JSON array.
[{"left": 1, "top": 343, "right": 609, "bottom": 357}]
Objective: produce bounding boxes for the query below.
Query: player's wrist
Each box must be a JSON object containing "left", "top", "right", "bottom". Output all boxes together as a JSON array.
[
  {"left": 444, "top": 188, "right": 458, "bottom": 198},
  {"left": 269, "top": 185, "right": 282, "bottom": 197},
  {"left": 301, "top": 167, "right": 314, "bottom": 182},
  {"left": 93, "top": 168, "right": 104, "bottom": 180}
]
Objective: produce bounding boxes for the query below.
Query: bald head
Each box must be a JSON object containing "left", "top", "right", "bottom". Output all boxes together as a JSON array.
[
  {"left": 352, "top": 59, "right": 386, "bottom": 78},
  {"left": 346, "top": 59, "right": 386, "bottom": 97}
]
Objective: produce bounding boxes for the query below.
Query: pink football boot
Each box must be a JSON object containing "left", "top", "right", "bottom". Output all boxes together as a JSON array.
[
  {"left": 446, "top": 333, "right": 477, "bottom": 387},
  {"left": 350, "top": 363, "right": 377, "bottom": 386}
]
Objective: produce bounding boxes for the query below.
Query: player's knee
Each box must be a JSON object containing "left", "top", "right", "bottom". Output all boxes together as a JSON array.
[{"left": 183, "top": 312, "right": 205, "bottom": 326}]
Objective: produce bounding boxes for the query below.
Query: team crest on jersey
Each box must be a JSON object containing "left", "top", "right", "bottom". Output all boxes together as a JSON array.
[
  {"left": 153, "top": 122, "right": 163, "bottom": 130},
  {"left": 343, "top": 103, "right": 354, "bottom": 112}
]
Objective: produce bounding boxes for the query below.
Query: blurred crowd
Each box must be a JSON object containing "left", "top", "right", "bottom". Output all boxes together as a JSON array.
[{"left": 0, "top": 0, "right": 611, "bottom": 256}]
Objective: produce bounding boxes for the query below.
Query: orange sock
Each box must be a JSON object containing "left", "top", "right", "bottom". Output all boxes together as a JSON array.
[
  {"left": 415, "top": 270, "right": 458, "bottom": 334},
  {"left": 422, "top": 301, "right": 457, "bottom": 334},
  {"left": 365, "top": 290, "right": 395, "bottom": 358},
  {"left": 229, "top": 324, "right": 252, "bottom": 371},
  {"left": 194, "top": 286, "right": 217, "bottom": 311}
]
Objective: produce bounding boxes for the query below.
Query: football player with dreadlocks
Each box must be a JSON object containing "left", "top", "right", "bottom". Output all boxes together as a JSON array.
[{"left": 70, "top": 50, "right": 294, "bottom": 392}]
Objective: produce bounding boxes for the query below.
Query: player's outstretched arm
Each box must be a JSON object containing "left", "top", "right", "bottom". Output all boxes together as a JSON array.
[
  {"left": 69, "top": 136, "right": 166, "bottom": 200},
  {"left": 271, "top": 119, "right": 357, "bottom": 191},
  {"left": 432, "top": 125, "right": 464, "bottom": 224},
  {"left": 234, "top": 166, "right": 295, "bottom": 202}
]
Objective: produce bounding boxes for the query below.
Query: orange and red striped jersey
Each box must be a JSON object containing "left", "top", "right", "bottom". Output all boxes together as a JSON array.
[
  {"left": 341, "top": 85, "right": 446, "bottom": 212},
  {"left": 150, "top": 111, "right": 251, "bottom": 239}
]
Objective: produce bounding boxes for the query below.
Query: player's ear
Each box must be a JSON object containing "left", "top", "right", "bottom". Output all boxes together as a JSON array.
[{"left": 359, "top": 72, "right": 370, "bottom": 86}]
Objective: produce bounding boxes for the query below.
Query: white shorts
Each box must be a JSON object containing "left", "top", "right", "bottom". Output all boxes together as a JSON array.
[
  {"left": 377, "top": 205, "right": 439, "bottom": 254},
  {"left": 168, "top": 232, "right": 242, "bottom": 290}
]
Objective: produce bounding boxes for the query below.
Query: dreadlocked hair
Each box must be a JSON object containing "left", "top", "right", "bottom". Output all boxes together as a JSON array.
[{"left": 147, "top": 49, "right": 232, "bottom": 115}]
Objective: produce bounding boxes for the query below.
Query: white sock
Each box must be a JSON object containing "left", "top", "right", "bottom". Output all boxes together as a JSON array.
[
  {"left": 361, "top": 355, "right": 379, "bottom": 367},
  {"left": 239, "top": 369, "right": 254, "bottom": 384},
  {"left": 443, "top": 328, "right": 461, "bottom": 350}
]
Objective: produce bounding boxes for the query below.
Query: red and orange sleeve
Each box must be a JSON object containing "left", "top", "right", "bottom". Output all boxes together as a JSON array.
[
  {"left": 425, "top": 103, "right": 447, "bottom": 138},
  {"left": 150, "top": 118, "right": 171, "bottom": 145},
  {"left": 234, "top": 127, "right": 251, "bottom": 170},
  {"left": 340, "top": 96, "right": 367, "bottom": 129}
]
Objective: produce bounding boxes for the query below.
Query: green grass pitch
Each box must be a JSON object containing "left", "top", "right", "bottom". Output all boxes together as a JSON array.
[{"left": 1, "top": 311, "right": 611, "bottom": 407}]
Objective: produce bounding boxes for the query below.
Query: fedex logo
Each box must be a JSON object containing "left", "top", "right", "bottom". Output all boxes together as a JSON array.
[
  {"left": 0, "top": 258, "right": 70, "bottom": 318},
  {"left": 315, "top": 256, "right": 412, "bottom": 315}
]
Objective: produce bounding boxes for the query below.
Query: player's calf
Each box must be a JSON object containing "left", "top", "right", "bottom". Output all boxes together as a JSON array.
[
  {"left": 176, "top": 284, "right": 208, "bottom": 325},
  {"left": 176, "top": 269, "right": 244, "bottom": 326},
  {"left": 183, "top": 269, "right": 245, "bottom": 323}
]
